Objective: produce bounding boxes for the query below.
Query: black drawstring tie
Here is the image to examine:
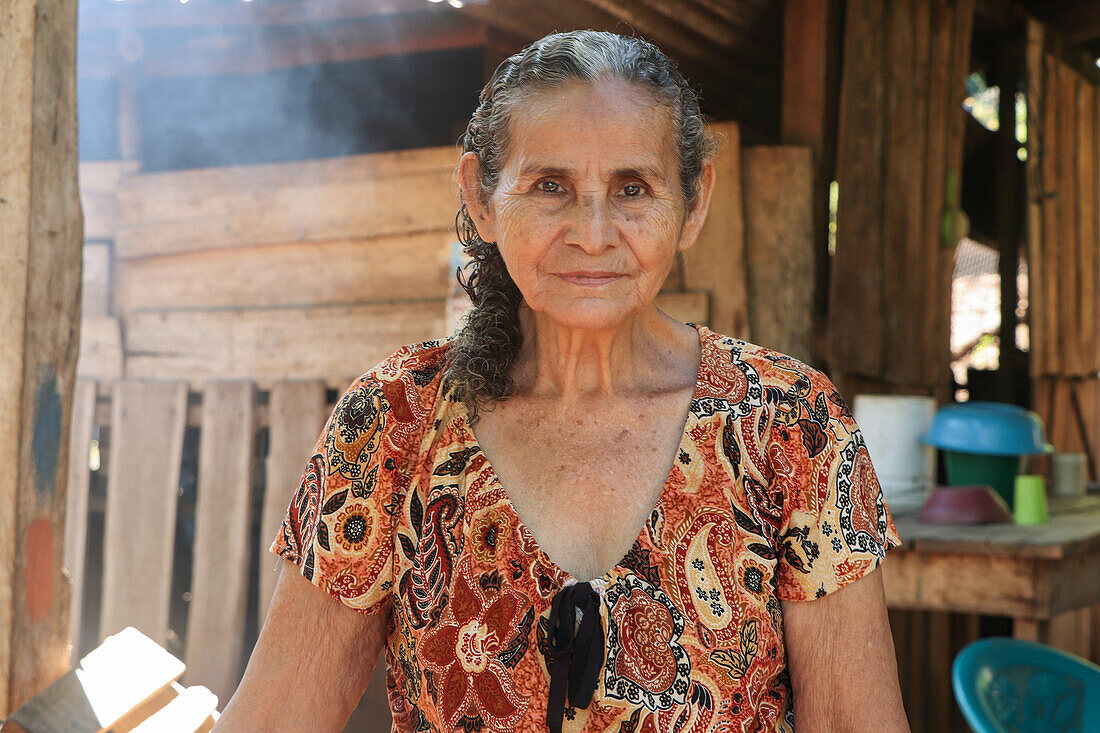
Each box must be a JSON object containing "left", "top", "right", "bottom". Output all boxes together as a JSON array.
[{"left": 546, "top": 581, "right": 604, "bottom": 733}]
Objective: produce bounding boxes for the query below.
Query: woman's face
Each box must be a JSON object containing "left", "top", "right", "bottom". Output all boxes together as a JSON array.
[{"left": 460, "top": 78, "right": 713, "bottom": 332}]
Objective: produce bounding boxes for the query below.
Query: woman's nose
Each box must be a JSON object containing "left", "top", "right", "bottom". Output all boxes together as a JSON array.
[{"left": 563, "top": 197, "right": 618, "bottom": 254}]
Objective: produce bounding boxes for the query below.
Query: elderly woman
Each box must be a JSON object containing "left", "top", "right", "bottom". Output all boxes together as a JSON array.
[{"left": 217, "top": 31, "right": 909, "bottom": 732}]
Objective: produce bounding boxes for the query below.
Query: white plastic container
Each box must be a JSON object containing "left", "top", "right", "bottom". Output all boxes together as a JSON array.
[{"left": 852, "top": 394, "right": 937, "bottom": 512}]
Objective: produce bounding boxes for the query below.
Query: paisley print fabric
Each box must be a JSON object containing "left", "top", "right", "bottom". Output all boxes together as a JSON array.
[{"left": 270, "top": 324, "right": 901, "bottom": 731}]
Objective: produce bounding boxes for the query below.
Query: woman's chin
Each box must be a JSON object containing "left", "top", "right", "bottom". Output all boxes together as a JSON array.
[{"left": 526, "top": 298, "right": 650, "bottom": 332}]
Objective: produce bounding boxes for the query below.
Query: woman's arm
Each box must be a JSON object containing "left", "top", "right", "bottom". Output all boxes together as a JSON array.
[
  {"left": 213, "top": 558, "right": 388, "bottom": 732},
  {"left": 781, "top": 566, "right": 910, "bottom": 733}
]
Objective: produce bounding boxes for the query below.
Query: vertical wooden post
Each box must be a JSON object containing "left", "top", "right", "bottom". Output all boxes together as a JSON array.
[{"left": 0, "top": 0, "right": 83, "bottom": 715}]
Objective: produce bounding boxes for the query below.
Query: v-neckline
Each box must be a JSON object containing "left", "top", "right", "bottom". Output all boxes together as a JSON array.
[{"left": 454, "top": 323, "right": 710, "bottom": 586}]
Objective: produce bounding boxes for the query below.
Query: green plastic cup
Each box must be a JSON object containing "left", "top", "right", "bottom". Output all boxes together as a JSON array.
[{"left": 1013, "top": 475, "right": 1048, "bottom": 525}]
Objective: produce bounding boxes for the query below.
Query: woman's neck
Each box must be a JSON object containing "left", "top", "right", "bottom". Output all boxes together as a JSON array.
[{"left": 512, "top": 306, "right": 697, "bottom": 399}]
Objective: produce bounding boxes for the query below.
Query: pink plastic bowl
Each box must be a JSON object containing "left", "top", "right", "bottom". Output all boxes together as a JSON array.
[{"left": 919, "top": 484, "right": 1012, "bottom": 525}]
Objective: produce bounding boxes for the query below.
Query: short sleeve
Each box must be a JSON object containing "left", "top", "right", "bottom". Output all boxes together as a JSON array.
[
  {"left": 767, "top": 367, "right": 901, "bottom": 602},
  {"left": 269, "top": 374, "right": 397, "bottom": 615}
]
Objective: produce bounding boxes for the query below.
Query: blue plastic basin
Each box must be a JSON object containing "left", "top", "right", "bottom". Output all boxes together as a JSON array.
[{"left": 921, "top": 401, "right": 1053, "bottom": 457}]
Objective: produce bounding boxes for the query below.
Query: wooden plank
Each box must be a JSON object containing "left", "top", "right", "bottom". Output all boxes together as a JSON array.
[
  {"left": 123, "top": 301, "right": 446, "bottom": 389},
  {"left": 100, "top": 380, "right": 188, "bottom": 644},
  {"left": 681, "top": 121, "right": 749, "bottom": 340},
  {"left": 184, "top": 382, "right": 256, "bottom": 705},
  {"left": 1056, "top": 61, "right": 1080, "bottom": 375},
  {"left": 112, "top": 232, "right": 455, "bottom": 313},
  {"left": 78, "top": 161, "right": 137, "bottom": 242},
  {"left": 931, "top": 0, "right": 974, "bottom": 385},
  {"left": 131, "top": 685, "right": 219, "bottom": 733},
  {"left": 1079, "top": 80, "right": 1098, "bottom": 375},
  {"left": 75, "top": 318, "right": 123, "bottom": 383},
  {"left": 922, "top": 0, "right": 954, "bottom": 387},
  {"left": 1095, "top": 84, "right": 1100, "bottom": 377},
  {"left": 64, "top": 380, "right": 97, "bottom": 666},
  {"left": 906, "top": 611, "right": 927, "bottom": 733},
  {"left": 892, "top": 504, "right": 1100, "bottom": 559},
  {"left": 741, "top": 146, "right": 815, "bottom": 361},
  {"left": 926, "top": 611, "right": 953, "bottom": 732},
  {"left": 81, "top": 244, "right": 111, "bottom": 318},
  {"left": 882, "top": 0, "right": 929, "bottom": 387},
  {"left": 5, "top": 627, "right": 185, "bottom": 733},
  {"left": 114, "top": 147, "right": 460, "bottom": 260},
  {"left": 829, "top": 0, "right": 886, "bottom": 377},
  {"left": 882, "top": 550, "right": 1039, "bottom": 617},
  {"left": 1040, "top": 53, "right": 1062, "bottom": 376},
  {"left": 258, "top": 381, "right": 328, "bottom": 625},
  {"left": 1024, "top": 19, "right": 1047, "bottom": 378},
  {"left": 655, "top": 291, "right": 710, "bottom": 326},
  {"left": 0, "top": 0, "right": 85, "bottom": 715}
]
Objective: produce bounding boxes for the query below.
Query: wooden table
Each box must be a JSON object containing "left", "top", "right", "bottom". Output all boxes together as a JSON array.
[{"left": 882, "top": 496, "right": 1100, "bottom": 648}]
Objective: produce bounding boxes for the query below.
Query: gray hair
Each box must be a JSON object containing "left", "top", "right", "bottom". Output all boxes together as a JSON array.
[{"left": 443, "top": 31, "right": 716, "bottom": 420}]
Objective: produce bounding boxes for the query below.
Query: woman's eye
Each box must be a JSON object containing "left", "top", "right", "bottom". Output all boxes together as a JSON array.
[
  {"left": 622, "top": 183, "right": 646, "bottom": 197},
  {"left": 537, "top": 180, "right": 562, "bottom": 194}
]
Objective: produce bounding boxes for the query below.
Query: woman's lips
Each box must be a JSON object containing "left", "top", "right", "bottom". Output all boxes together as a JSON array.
[{"left": 556, "top": 271, "right": 623, "bottom": 286}]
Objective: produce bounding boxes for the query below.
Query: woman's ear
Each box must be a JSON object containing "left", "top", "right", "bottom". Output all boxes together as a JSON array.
[
  {"left": 677, "top": 160, "right": 715, "bottom": 252},
  {"left": 457, "top": 152, "right": 498, "bottom": 243}
]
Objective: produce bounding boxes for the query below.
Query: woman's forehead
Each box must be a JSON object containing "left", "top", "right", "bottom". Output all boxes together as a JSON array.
[{"left": 503, "top": 79, "right": 678, "bottom": 176}]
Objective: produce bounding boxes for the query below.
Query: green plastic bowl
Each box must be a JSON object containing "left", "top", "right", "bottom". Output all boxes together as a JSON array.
[{"left": 943, "top": 451, "right": 1027, "bottom": 508}]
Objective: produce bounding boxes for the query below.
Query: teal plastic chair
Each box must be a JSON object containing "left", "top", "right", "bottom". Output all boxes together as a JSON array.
[{"left": 952, "top": 637, "right": 1100, "bottom": 732}]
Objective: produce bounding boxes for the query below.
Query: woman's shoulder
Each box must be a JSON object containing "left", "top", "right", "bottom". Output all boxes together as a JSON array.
[
  {"left": 699, "top": 325, "right": 837, "bottom": 395},
  {"left": 335, "top": 337, "right": 454, "bottom": 438}
]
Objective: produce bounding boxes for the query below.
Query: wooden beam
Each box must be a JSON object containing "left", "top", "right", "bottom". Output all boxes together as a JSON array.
[
  {"left": 63, "top": 381, "right": 97, "bottom": 666},
  {"left": 259, "top": 382, "right": 328, "bottom": 626},
  {"left": 122, "top": 301, "right": 447, "bottom": 389},
  {"left": 114, "top": 147, "right": 460, "bottom": 260},
  {"left": 682, "top": 121, "right": 750, "bottom": 339},
  {"left": 125, "top": 13, "right": 490, "bottom": 80},
  {"left": 742, "top": 146, "right": 815, "bottom": 361},
  {"left": 0, "top": 0, "right": 84, "bottom": 716},
  {"left": 829, "top": 0, "right": 887, "bottom": 377},
  {"left": 100, "top": 381, "right": 188, "bottom": 645},
  {"left": 185, "top": 382, "right": 256, "bottom": 705},
  {"left": 78, "top": 0, "right": 444, "bottom": 32}
]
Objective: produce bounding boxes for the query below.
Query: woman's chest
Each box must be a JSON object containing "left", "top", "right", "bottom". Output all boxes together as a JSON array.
[{"left": 469, "top": 395, "right": 694, "bottom": 581}]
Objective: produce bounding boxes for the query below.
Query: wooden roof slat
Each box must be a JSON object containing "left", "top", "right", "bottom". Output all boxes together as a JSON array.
[{"left": 79, "top": 0, "right": 443, "bottom": 32}]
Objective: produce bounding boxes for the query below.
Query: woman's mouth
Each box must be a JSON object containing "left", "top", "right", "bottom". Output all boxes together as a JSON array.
[{"left": 556, "top": 271, "right": 623, "bottom": 286}]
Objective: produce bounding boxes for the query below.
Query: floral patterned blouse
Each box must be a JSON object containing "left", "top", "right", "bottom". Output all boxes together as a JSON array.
[{"left": 270, "top": 324, "right": 901, "bottom": 732}]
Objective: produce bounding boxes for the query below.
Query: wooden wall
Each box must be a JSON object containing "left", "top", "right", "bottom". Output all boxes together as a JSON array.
[
  {"left": 829, "top": 0, "right": 975, "bottom": 400},
  {"left": 1026, "top": 19, "right": 1100, "bottom": 488}
]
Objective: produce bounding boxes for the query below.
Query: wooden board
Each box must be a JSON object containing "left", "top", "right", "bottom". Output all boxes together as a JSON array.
[
  {"left": 655, "top": 291, "right": 710, "bottom": 326},
  {"left": 1078, "top": 80, "right": 1097, "bottom": 376},
  {"left": 63, "top": 380, "right": 97, "bottom": 665},
  {"left": 741, "top": 146, "right": 815, "bottom": 361},
  {"left": 130, "top": 685, "right": 218, "bottom": 733},
  {"left": 1056, "top": 62, "right": 1081, "bottom": 375},
  {"left": 100, "top": 380, "right": 188, "bottom": 643},
  {"left": 1025, "top": 19, "right": 1047, "bottom": 378},
  {"left": 122, "top": 301, "right": 446, "bottom": 389},
  {"left": 922, "top": 0, "right": 953, "bottom": 386},
  {"left": 5, "top": 627, "right": 185, "bottom": 733},
  {"left": 81, "top": 244, "right": 111, "bottom": 318},
  {"left": 891, "top": 503, "right": 1100, "bottom": 560},
  {"left": 112, "top": 232, "right": 455, "bottom": 313},
  {"left": 0, "top": 0, "right": 85, "bottom": 715},
  {"left": 184, "top": 382, "right": 256, "bottom": 704},
  {"left": 882, "top": 0, "right": 929, "bottom": 387},
  {"left": 75, "top": 318, "right": 123, "bottom": 383},
  {"left": 79, "top": 161, "right": 137, "bottom": 242},
  {"left": 114, "top": 147, "right": 460, "bottom": 260},
  {"left": 829, "top": 0, "right": 886, "bottom": 377},
  {"left": 682, "top": 121, "right": 750, "bottom": 340},
  {"left": 258, "top": 381, "right": 328, "bottom": 625}
]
